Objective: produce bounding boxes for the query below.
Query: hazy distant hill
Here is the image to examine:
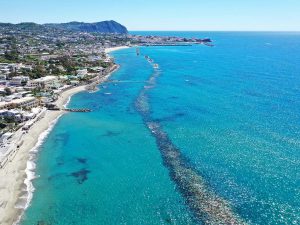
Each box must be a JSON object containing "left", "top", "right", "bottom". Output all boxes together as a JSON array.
[
  {"left": 45, "top": 20, "right": 128, "bottom": 34},
  {"left": 0, "top": 22, "right": 49, "bottom": 32},
  {"left": 0, "top": 20, "right": 128, "bottom": 34}
]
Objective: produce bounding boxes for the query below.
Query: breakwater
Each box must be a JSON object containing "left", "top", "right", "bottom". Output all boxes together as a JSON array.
[
  {"left": 63, "top": 108, "right": 91, "bottom": 112},
  {"left": 135, "top": 57, "right": 245, "bottom": 224},
  {"left": 21, "top": 34, "right": 300, "bottom": 225}
]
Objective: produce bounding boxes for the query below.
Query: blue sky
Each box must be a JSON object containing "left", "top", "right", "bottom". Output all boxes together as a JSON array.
[{"left": 0, "top": 0, "right": 300, "bottom": 31}]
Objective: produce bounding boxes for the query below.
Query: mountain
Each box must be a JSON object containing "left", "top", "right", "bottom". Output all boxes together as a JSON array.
[
  {"left": 0, "top": 20, "right": 128, "bottom": 34},
  {"left": 45, "top": 20, "right": 128, "bottom": 34}
]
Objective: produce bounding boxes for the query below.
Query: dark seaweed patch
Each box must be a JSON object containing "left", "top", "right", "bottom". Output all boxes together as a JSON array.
[
  {"left": 101, "top": 95, "right": 117, "bottom": 104},
  {"left": 76, "top": 157, "right": 88, "bottom": 164},
  {"left": 164, "top": 217, "right": 172, "bottom": 224},
  {"left": 243, "top": 89, "right": 265, "bottom": 98},
  {"left": 54, "top": 132, "right": 70, "bottom": 146},
  {"left": 186, "top": 81, "right": 199, "bottom": 87},
  {"left": 126, "top": 106, "right": 136, "bottom": 114},
  {"left": 194, "top": 106, "right": 210, "bottom": 115},
  {"left": 186, "top": 76, "right": 214, "bottom": 85},
  {"left": 70, "top": 169, "right": 91, "bottom": 184},
  {"left": 155, "top": 112, "right": 186, "bottom": 122},
  {"left": 101, "top": 130, "right": 122, "bottom": 137},
  {"left": 48, "top": 173, "right": 65, "bottom": 181},
  {"left": 56, "top": 157, "right": 64, "bottom": 166},
  {"left": 37, "top": 221, "right": 50, "bottom": 225}
]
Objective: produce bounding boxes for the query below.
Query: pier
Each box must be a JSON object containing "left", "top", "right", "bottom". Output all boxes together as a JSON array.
[
  {"left": 63, "top": 108, "right": 91, "bottom": 112},
  {"left": 104, "top": 79, "right": 146, "bottom": 84},
  {"left": 142, "top": 43, "right": 193, "bottom": 47}
]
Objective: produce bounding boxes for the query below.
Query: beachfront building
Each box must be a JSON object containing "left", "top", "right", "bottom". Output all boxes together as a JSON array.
[
  {"left": 0, "top": 74, "right": 7, "bottom": 80},
  {"left": 76, "top": 69, "right": 88, "bottom": 77},
  {"left": 0, "top": 109, "right": 8, "bottom": 117},
  {"left": 0, "top": 63, "right": 10, "bottom": 75},
  {"left": 9, "top": 76, "right": 30, "bottom": 86},
  {"left": 0, "top": 109, "right": 22, "bottom": 122},
  {"left": 0, "top": 97, "right": 38, "bottom": 110},
  {"left": 0, "top": 80, "right": 7, "bottom": 86},
  {"left": 27, "top": 76, "right": 58, "bottom": 89},
  {"left": 90, "top": 66, "right": 104, "bottom": 75},
  {"left": 0, "top": 132, "right": 13, "bottom": 145}
]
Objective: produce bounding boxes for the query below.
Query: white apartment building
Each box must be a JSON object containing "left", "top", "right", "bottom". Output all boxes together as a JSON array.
[
  {"left": 9, "top": 76, "right": 30, "bottom": 86},
  {"left": 0, "top": 97, "right": 38, "bottom": 110},
  {"left": 27, "top": 76, "right": 58, "bottom": 88}
]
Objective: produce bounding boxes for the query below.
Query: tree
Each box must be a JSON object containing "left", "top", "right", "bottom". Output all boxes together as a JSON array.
[
  {"left": 30, "top": 64, "right": 46, "bottom": 79},
  {"left": 4, "top": 87, "right": 12, "bottom": 96},
  {"left": 4, "top": 50, "right": 19, "bottom": 61},
  {"left": 59, "top": 56, "right": 76, "bottom": 74},
  {"left": 49, "top": 64, "right": 60, "bottom": 75}
]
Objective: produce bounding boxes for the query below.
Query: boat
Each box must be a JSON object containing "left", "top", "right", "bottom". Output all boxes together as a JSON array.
[{"left": 153, "top": 64, "right": 159, "bottom": 69}]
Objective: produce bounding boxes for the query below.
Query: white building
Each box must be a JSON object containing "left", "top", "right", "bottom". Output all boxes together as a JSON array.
[
  {"left": 9, "top": 76, "right": 30, "bottom": 86},
  {"left": 0, "top": 68, "right": 10, "bottom": 75},
  {"left": 6, "top": 109, "right": 22, "bottom": 121},
  {"left": 76, "top": 69, "right": 88, "bottom": 76},
  {"left": 0, "top": 109, "right": 8, "bottom": 117},
  {"left": 0, "top": 109, "right": 22, "bottom": 122},
  {"left": 0, "top": 74, "right": 7, "bottom": 80},
  {"left": 27, "top": 76, "right": 58, "bottom": 88},
  {"left": 0, "top": 97, "right": 38, "bottom": 110},
  {"left": 0, "top": 132, "right": 13, "bottom": 145}
]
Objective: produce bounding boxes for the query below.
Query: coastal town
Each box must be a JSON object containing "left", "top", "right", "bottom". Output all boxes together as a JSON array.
[
  {"left": 0, "top": 33, "right": 119, "bottom": 168},
  {"left": 0, "top": 21, "right": 214, "bottom": 225},
  {"left": 0, "top": 23, "right": 211, "bottom": 169},
  {"left": 0, "top": 0, "right": 298, "bottom": 224}
]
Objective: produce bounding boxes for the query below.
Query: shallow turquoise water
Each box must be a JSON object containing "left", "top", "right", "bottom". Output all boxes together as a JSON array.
[{"left": 22, "top": 32, "right": 300, "bottom": 224}]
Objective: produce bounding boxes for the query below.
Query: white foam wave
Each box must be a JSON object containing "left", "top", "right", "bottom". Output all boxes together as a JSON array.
[
  {"left": 14, "top": 115, "right": 62, "bottom": 225},
  {"left": 63, "top": 96, "right": 71, "bottom": 109}
]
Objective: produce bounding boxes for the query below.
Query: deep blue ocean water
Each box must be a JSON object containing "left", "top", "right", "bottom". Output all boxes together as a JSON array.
[{"left": 22, "top": 32, "right": 300, "bottom": 224}]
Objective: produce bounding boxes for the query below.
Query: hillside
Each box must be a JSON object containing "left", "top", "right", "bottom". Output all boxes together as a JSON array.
[
  {"left": 0, "top": 20, "right": 128, "bottom": 34},
  {"left": 45, "top": 20, "right": 128, "bottom": 34}
]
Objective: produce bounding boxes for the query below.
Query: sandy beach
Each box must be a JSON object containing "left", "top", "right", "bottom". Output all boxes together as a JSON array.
[
  {"left": 105, "top": 46, "right": 129, "bottom": 53},
  {"left": 0, "top": 46, "right": 127, "bottom": 225},
  {"left": 0, "top": 85, "right": 86, "bottom": 225}
]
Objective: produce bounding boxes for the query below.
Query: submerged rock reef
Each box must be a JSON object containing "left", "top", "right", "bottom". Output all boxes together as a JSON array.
[{"left": 135, "top": 58, "right": 246, "bottom": 224}]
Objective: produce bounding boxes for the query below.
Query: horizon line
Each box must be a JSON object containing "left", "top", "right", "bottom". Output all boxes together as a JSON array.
[
  {"left": 1, "top": 21, "right": 300, "bottom": 32},
  {"left": 1, "top": 21, "right": 300, "bottom": 33}
]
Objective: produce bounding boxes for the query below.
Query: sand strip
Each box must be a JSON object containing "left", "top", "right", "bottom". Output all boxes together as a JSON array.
[
  {"left": 0, "top": 46, "right": 128, "bottom": 225},
  {"left": 105, "top": 46, "right": 129, "bottom": 53},
  {"left": 0, "top": 85, "right": 86, "bottom": 225}
]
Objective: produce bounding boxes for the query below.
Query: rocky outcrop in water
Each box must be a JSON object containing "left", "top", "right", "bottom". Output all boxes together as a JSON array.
[{"left": 135, "top": 57, "right": 246, "bottom": 224}]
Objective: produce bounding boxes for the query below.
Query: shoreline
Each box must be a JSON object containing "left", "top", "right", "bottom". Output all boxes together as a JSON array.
[
  {"left": 0, "top": 46, "right": 127, "bottom": 225},
  {"left": 105, "top": 46, "right": 129, "bottom": 53},
  {"left": 0, "top": 85, "right": 86, "bottom": 225}
]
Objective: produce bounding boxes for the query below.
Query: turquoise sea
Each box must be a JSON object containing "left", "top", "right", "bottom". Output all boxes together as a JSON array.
[{"left": 22, "top": 32, "right": 300, "bottom": 224}]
